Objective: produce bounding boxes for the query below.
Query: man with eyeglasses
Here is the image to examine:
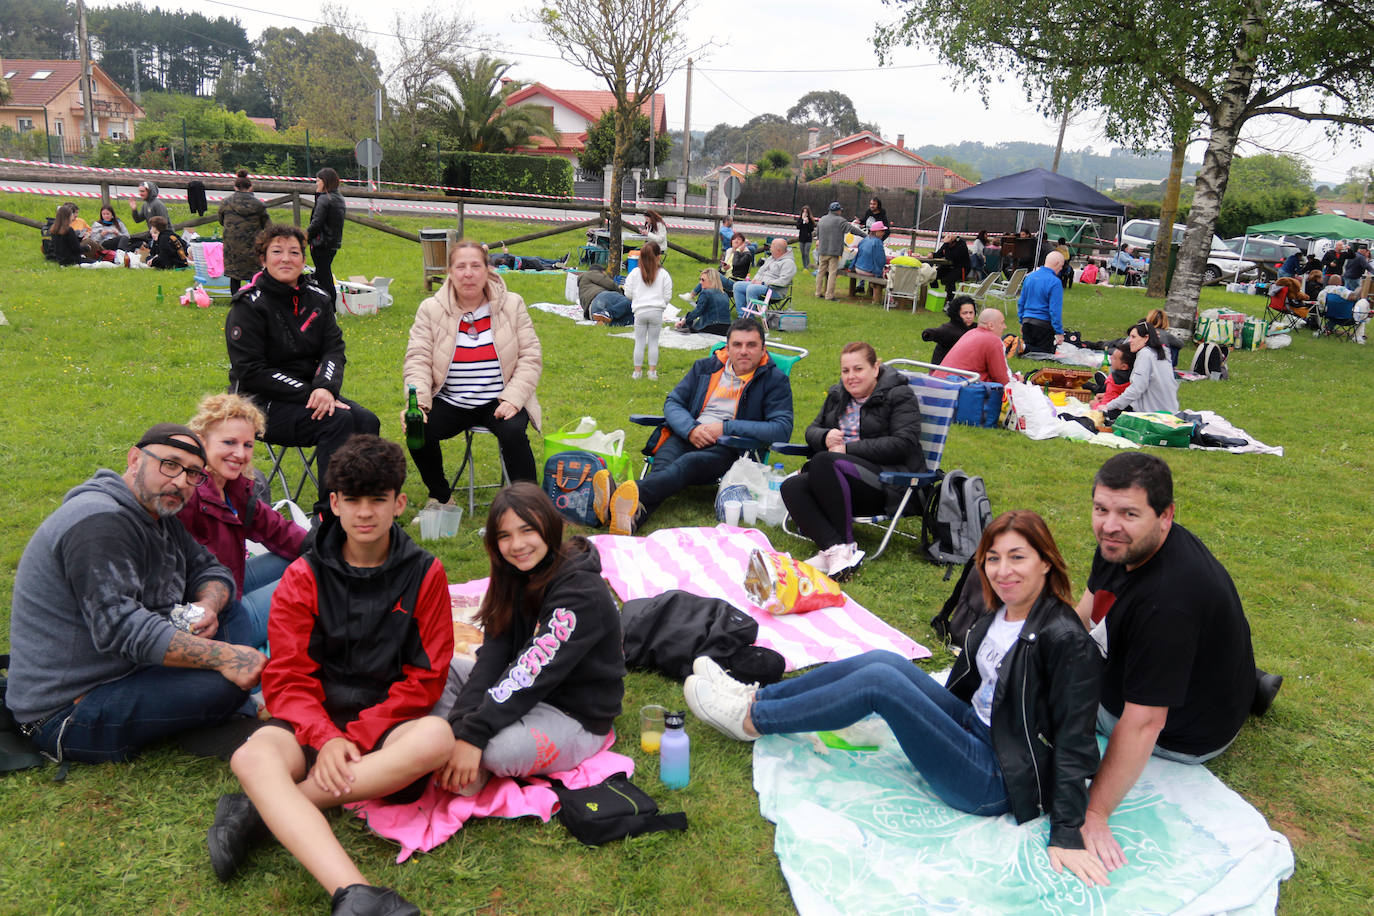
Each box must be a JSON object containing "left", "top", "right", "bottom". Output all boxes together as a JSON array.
[{"left": 5, "top": 423, "right": 268, "bottom": 764}]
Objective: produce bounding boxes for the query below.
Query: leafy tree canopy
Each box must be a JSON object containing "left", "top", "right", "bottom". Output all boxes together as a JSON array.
[
  {"left": 578, "top": 109, "right": 671, "bottom": 173},
  {"left": 424, "top": 55, "right": 558, "bottom": 154},
  {"left": 0, "top": 0, "right": 75, "bottom": 59}
]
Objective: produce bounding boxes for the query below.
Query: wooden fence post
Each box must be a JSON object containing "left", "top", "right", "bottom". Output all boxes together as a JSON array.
[
  {"left": 292, "top": 192, "right": 302, "bottom": 227},
  {"left": 456, "top": 201, "right": 465, "bottom": 239},
  {"left": 100, "top": 181, "right": 110, "bottom": 209}
]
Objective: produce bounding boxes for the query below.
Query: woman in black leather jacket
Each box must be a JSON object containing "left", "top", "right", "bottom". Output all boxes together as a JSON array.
[
  {"left": 307, "top": 167, "right": 346, "bottom": 312},
  {"left": 684, "top": 510, "right": 1108, "bottom": 887}
]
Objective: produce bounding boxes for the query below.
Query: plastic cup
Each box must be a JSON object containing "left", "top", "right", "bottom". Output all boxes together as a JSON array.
[
  {"left": 741, "top": 499, "right": 759, "bottom": 525},
  {"left": 418, "top": 508, "right": 441, "bottom": 541},
  {"left": 439, "top": 505, "right": 463, "bottom": 538},
  {"left": 723, "top": 499, "right": 742, "bottom": 526},
  {"left": 640, "top": 705, "right": 666, "bottom": 753}
]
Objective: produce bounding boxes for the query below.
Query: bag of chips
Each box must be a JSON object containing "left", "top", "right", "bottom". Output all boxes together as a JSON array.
[{"left": 743, "top": 549, "right": 845, "bottom": 615}]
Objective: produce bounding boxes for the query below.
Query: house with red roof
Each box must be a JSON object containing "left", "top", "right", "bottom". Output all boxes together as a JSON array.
[
  {"left": 500, "top": 82, "right": 667, "bottom": 168},
  {"left": 800, "top": 128, "right": 973, "bottom": 192},
  {"left": 0, "top": 59, "right": 144, "bottom": 156}
]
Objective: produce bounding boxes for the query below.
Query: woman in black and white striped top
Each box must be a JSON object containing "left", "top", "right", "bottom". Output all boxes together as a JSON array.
[{"left": 403, "top": 240, "right": 544, "bottom": 509}]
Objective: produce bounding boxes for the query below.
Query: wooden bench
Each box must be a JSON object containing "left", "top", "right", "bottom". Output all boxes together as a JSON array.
[{"left": 836, "top": 269, "right": 888, "bottom": 302}]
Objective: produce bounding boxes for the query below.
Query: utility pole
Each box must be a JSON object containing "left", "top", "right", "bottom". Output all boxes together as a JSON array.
[
  {"left": 680, "top": 58, "right": 692, "bottom": 184},
  {"left": 76, "top": 0, "right": 96, "bottom": 150}
]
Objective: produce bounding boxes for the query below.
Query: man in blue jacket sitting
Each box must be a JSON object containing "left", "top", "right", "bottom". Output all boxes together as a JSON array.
[{"left": 606, "top": 318, "right": 793, "bottom": 535}]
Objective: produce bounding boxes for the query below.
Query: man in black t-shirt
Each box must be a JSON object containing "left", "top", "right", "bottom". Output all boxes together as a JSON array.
[{"left": 1074, "top": 453, "right": 1279, "bottom": 875}]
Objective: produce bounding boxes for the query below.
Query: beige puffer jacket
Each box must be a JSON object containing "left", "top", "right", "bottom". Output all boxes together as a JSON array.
[{"left": 403, "top": 271, "right": 543, "bottom": 429}]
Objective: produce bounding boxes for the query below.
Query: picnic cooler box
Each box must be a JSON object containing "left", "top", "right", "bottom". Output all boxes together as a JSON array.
[
  {"left": 337, "top": 281, "right": 379, "bottom": 316},
  {"left": 1112, "top": 411, "right": 1194, "bottom": 448},
  {"left": 955, "top": 380, "right": 1004, "bottom": 427},
  {"left": 765, "top": 310, "right": 808, "bottom": 332},
  {"left": 1026, "top": 367, "right": 1094, "bottom": 403}
]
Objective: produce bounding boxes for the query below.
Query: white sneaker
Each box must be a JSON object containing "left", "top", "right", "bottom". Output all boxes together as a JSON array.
[
  {"left": 692, "top": 656, "right": 758, "bottom": 700},
  {"left": 803, "top": 551, "right": 832, "bottom": 574},
  {"left": 632, "top": 368, "right": 643, "bottom": 380},
  {"left": 683, "top": 675, "right": 756, "bottom": 742},
  {"left": 647, "top": 368, "right": 658, "bottom": 380},
  {"left": 829, "top": 544, "right": 866, "bottom": 580},
  {"left": 805, "top": 543, "right": 850, "bottom": 575}
]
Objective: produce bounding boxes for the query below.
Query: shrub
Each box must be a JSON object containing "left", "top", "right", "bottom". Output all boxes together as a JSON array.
[{"left": 441, "top": 152, "right": 573, "bottom": 200}]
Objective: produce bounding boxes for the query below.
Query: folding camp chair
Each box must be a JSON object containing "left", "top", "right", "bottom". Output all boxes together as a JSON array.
[
  {"left": 884, "top": 264, "right": 930, "bottom": 313},
  {"left": 771, "top": 358, "right": 962, "bottom": 562},
  {"left": 262, "top": 441, "right": 318, "bottom": 504},
  {"left": 190, "top": 241, "right": 233, "bottom": 304},
  {"left": 740, "top": 285, "right": 793, "bottom": 324},
  {"left": 955, "top": 272, "right": 996, "bottom": 300},
  {"left": 985, "top": 268, "right": 1026, "bottom": 313},
  {"left": 630, "top": 341, "right": 808, "bottom": 479},
  {"left": 1315, "top": 291, "right": 1369, "bottom": 342},
  {"left": 447, "top": 427, "right": 511, "bottom": 516},
  {"left": 1262, "top": 284, "right": 1312, "bottom": 331}
]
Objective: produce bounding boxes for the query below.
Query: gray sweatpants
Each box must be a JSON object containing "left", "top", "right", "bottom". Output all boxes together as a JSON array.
[{"left": 433, "top": 656, "right": 607, "bottom": 778}]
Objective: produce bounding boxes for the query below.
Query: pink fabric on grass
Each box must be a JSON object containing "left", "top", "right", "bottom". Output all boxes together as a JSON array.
[
  {"left": 348, "top": 733, "right": 633, "bottom": 862},
  {"left": 588, "top": 526, "right": 929, "bottom": 671}
]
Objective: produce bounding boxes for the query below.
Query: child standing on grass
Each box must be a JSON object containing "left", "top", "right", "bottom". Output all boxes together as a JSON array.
[
  {"left": 208, "top": 435, "right": 453, "bottom": 916},
  {"left": 626, "top": 241, "right": 671, "bottom": 380}
]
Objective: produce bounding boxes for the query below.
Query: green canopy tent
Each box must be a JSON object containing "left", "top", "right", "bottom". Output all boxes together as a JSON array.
[{"left": 1233, "top": 214, "right": 1374, "bottom": 279}]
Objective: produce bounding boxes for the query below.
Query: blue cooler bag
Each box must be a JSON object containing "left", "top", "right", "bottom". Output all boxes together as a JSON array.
[
  {"left": 954, "top": 381, "right": 1004, "bottom": 427},
  {"left": 543, "top": 450, "right": 608, "bottom": 526}
]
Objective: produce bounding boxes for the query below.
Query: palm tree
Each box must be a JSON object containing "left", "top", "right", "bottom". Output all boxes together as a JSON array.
[{"left": 425, "top": 55, "right": 556, "bottom": 153}]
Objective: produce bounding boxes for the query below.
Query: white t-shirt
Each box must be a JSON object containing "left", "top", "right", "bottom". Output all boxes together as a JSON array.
[{"left": 971, "top": 608, "right": 1025, "bottom": 727}]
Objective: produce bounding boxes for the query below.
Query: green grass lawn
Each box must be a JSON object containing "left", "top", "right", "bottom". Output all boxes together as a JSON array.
[{"left": 0, "top": 191, "right": 1370, "bottom": 914}]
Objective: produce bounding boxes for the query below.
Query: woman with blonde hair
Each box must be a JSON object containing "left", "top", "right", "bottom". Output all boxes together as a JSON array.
[
  {"left": 626, "top": 240, "right": 672, "bottom": 380},
  {"left": 181, "top": 392, "right": 307, "bottom": 649}
]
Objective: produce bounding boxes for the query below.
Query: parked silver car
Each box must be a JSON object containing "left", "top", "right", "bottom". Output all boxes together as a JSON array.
[{"left": 1119, "top": 219, "right": 1259, "bottom": 282}]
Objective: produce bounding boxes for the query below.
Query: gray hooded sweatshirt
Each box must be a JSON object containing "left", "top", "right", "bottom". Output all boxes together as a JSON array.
[
  {"left": 131, "top": 181, "right": 169, "bottom": 225},
  {"left": 4, "top": 469, "right": 233, "bottom": 723}
]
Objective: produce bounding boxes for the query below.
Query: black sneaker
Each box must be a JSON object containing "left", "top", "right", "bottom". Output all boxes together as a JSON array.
[
  {"left": 207, "top": 792, "right": 268, "bottom": 882},
  {"left": 1252, "top": 669, "right": 1283, "bottom": 716},
  {"left": 330, "top": 884, "right": 421, "bottom": 916}
]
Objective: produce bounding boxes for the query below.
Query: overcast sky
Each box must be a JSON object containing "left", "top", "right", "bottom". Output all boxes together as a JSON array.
[{"left": 141, "top": 0, "right": 1372, "bottom": 186}]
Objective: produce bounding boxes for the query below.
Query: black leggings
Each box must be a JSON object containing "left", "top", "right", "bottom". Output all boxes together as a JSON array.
[
  {"left": 780, "top": 451, "right": 889, "bottom": 550},
  {"left": 408, "top": 397, "right": 537, "bottom": 502}
]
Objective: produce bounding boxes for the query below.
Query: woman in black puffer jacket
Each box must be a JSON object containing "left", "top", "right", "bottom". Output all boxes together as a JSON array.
[
  {"left": 307, "top": 167, "right": 346, "bottom": 312},
  {"left": 780, "top": 342, "right": 922, "bottom": 578}
]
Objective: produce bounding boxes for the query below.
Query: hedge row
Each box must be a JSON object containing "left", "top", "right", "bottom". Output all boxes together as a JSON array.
[{"left": 440, "top": 151, "right": 573, "bottom": 200}]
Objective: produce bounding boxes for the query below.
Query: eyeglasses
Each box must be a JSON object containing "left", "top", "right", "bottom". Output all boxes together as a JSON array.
[
  {"left": 460, "top": 312, "right": 481, "bottom": 339},
  {"left": 139, "top": 447, "right": 209, "bottom": 486}
]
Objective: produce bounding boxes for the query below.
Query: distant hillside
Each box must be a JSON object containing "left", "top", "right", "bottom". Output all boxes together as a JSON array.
[{"left": 914, "top": 141, "right": 1200, "bottom": 187}]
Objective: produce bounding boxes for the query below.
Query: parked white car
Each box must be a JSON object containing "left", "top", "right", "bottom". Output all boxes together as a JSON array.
[{"left": 1119, "top": 219, "right": 1259, "bottom": 282}]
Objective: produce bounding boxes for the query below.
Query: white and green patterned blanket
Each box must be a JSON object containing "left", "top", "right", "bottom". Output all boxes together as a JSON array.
[{"left": 754, "top": 721, "right": 1293, "bottom": 915}]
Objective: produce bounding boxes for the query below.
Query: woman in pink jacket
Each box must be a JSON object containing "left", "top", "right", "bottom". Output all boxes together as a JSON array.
[
  {"left": 403, "top": 239, "right": 544, "bottom": 509},
  {"left": 181, "top": 393, "right": 308, "bottom": 650}
]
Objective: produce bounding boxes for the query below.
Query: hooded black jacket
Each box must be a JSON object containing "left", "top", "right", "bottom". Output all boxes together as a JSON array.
[
  {"left": 448, "top": 539, "right": 626, "bottom": 749},
  {"left": 225, "top": 271, "right": 346, "bottom": 404},
  {"left": 308, "top": 190, "right": 346, "bottom": 251},
  {"left": 944, "top": 592, "right": 1102, "bottom": 849}
]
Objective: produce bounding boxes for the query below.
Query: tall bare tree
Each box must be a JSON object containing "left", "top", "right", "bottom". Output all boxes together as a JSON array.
[
  {"left": 536, "top": 0, "right": 702, "bottom": 273},
  {"left": 387, "top": 7, "right": 480, "bottom": 129}
]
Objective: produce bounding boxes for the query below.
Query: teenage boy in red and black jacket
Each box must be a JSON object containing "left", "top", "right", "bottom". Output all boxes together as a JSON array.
[{"left": 207, "top": 435, "right": 453, "bottom": 916}]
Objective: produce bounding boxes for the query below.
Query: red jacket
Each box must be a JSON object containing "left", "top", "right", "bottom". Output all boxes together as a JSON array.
[
  {"left": 263, "top": 518, "right": 454, "bottom": 752},
  {"left": 178, "top": 474, "right": 307, "bottom": 598}
]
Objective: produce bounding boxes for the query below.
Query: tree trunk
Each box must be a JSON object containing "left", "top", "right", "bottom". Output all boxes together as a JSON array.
[
  {"left": 1147, "top": 129, "right": 1188, "bottom": 299},
  {"left": 607, "top": 105, "right": 635, "bottom": 277},
  {"left": 1163, "top": 2, "right": 1266, "bottom": 329}
]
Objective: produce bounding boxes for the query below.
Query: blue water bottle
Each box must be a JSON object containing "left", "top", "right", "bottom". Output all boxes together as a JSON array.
[{"left": 659, "top": 710, "right": 690, "bottom": 789}]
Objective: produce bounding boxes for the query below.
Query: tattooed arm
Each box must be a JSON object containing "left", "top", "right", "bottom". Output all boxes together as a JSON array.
[{"left": 163, "top": 630, "right": 267, "bottom": 690}]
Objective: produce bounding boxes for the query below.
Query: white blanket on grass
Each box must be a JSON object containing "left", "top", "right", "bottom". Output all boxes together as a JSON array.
[
  {"left": 754, "top": 719, "right": 1293, "bottom": 915},
  {"left": 610, "top": 326, "right": 724, "bottom": 351},
  {"left": 529, "top": 300, "right": 593, "bottom": 324},
  {"left": 587, "top": 526, "right": 929, "bottom": 671}
]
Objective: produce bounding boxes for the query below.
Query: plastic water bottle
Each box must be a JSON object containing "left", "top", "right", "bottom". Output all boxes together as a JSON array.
[{"left": 659, "top": 711, "right": 690, "bottom": 789}]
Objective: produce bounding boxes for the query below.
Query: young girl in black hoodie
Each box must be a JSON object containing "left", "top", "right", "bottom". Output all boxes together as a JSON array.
[{"left": 439, "top": 482, "right": 626, "bottom": 794}]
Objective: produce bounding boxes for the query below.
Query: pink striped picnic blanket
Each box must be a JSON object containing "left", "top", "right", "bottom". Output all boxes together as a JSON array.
[{"left": 588, "top": 526, "right": 928, "bottom": 670}]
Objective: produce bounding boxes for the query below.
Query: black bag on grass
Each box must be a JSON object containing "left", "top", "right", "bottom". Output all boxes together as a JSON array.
[
  {"left": 550, "top": 773, "right": 688, "bottom": 845},
  {"left": 1, "top": 655, "right": 46, "bottom": 773},
  {"left": 929, "top": 559, "right": 990, "bottom": 649}
]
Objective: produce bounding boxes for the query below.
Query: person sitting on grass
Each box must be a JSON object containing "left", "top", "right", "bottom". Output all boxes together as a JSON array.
[
  {"left": 579, "top": 264, "right": 630, "bottom": 324},
  {"left": 1096, "top": 322, "right": 1178, "bottom": 417},
  {"left": 435, "top": 483, "right": 626, "bottom": 798},
  {"left": 935, "top": 308, "right": 1012, "bottom": 385},
  {"left": 685, "top": 510, "right": 1108, "bottom": 887},
  {"left": 604, "top": 318, "right": 793, "bottom": 535},
  {"left": 49, "top": 203, "right": 115, "bottom": 266},
  {"left": 1087, "top": 341, "right": 1135, "bottom": 408},
  {"left": 180, "top": 393, "right": 307, "bottom": 652},
  {"left": 145, "top": 215, "right": 190, "bottom": 270},
  {"left": 921, "top": 294, "right": 977, "bottom": 364},
  {"left": 677, "top": 268, "right": 733, "bottom": 336},
  {"left": 208, "top": 435, "right": 454, "bottom": 916}
]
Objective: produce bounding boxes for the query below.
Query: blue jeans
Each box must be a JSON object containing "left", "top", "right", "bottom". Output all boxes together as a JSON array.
[
  {"left": 751, "top": 650, "right": 1011, "bottom": 817},
  {"left": 637, "top": 432, "right": 738, "bottom": 517},
  {"left": 590, "top": 290, "right": 633, "bottom": 326},
  {"left": 733, "top": 282, "right": 777, "bottom": 312},
  {"left": 1095, "top": 705, "right": 1235, "bottom": 764},
  {"left": 1343, "top": 277, "right": 1361, "bottom": 291},
  {"left": 218, "top": 552, "right": 293, "bottom": 651},
  {"left": 29, "top": 665, "right": 247, "bottom": 763}
]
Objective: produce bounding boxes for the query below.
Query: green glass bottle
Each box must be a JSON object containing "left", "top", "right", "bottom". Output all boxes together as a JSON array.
[{"left": 404, "top": 386, "right": 425, "bottom": 450}]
